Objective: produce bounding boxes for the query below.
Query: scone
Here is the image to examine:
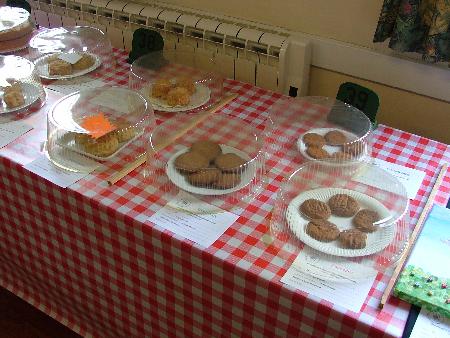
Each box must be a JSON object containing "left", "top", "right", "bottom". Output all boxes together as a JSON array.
[
  {"left": 306, "top": 219, "right": 340, "bottom": 242},
  {"left": 166, "top": 87, "right": 190, "bottom": 106},
  {"left": 191, "top": 140, "right": 222, "bottom": 162},
  {"left": 3, "top": 85, "right": 25, "bottom": 108},
  {"left": 83, "top": 133, "right": 119, "bottom": 157},
  {"left": 176, "top": 77, "right": 195, "bottom": 95},
  {"left": 151, "top": 78, "right": 172, "bottom": 99},
  {"left": 306, "top": 146, "right": 329, "bottom": 159},
  {"left": 73, "top": 54, "right": 95, "bottom": 71},
  {"left": 49, "top": 59, "right": 73, "bottom": 76}
]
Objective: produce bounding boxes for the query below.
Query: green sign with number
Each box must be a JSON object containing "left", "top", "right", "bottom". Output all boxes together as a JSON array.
[
  {"left": 336, "top": 82, "right": 379, "bottom": 127},
  {"left": 127, "top": 28, "right": 164, "bottom": 64}
]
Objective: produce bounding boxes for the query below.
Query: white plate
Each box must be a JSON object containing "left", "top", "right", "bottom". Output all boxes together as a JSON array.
[
  {"left": 286, "top": 187, "right": 394, "bottom": 257},
  {"left": 58, "top": 130, "right": 143, "bottom": 161},
  {"left": 166, "top": 145, "right": 256, "bottom": 196},
  {"left": 297, "top": 127, "right": 368, "bottom": 163},
  {"left": 1, "top": 83, "right": 40, "bottom": 114},
  {"left": 142, "top": 83, "right": 211, "bottom": 112},
  {"left": 35, "top": 53, "right": 102, "bottom": 80}
]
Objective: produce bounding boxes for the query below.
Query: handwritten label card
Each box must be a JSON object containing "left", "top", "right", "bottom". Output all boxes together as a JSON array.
[
  {"left": 411, "top": 308, "right": 450, "bottom": 338},
  {"left": 24, "top": 154, "right": 97, "bottom": 188},
  {"left": 0, "top": 121, "right": 32, "bottom": 148},
  {"left": 148, "top": 191, "right": 239, "bottom": 248},
  {"left": 355, "top": 158, "right": 426, "bottom": 199},
  {"left": 281, "top": 248, "right": 377, "bottom": 312}
]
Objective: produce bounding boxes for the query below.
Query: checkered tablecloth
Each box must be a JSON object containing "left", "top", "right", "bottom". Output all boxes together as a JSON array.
[{"left": 1, "top": 49, "right": 449, "bottom": 338}]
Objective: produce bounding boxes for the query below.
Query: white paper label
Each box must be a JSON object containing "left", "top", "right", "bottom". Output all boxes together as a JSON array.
[
  {"left": 148, "top": 191, "right": 240, "bottom": 248},
  {"left": 0, "top": 121, "right": 32, "bottom": 148},
  {"left": 281, "top": 248, "right": 377, "bottom": 313},
  {"left": 58, "top": 53, "right": 82, "bottom": 64},
  {"left": 411, "top": 308, "right": 450, "bottom": 338}
]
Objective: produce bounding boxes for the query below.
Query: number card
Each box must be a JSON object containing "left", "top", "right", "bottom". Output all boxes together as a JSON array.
[
  {"left": 336, "top": 82, "right": 380, "bottom": 127},
  {"left": 127, "top": 28, "right": 164, "bottom": 63}
]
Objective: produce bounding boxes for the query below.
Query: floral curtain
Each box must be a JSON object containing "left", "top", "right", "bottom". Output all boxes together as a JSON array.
[{"left": 373, "top": 0, "right": 450, "bottom": 63}]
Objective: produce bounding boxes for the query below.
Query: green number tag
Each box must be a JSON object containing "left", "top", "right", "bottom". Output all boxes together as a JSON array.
[
  {"left": 336, "top": 82, "right": 380, "bottom": 127},
  {"left": 127, "top": 28, "right": 164, "bottom": 64}
]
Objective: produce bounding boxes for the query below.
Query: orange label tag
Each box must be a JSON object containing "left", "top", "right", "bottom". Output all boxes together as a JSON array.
[{"left": 81, "top": 113, "right": 116, "bottom": 139}]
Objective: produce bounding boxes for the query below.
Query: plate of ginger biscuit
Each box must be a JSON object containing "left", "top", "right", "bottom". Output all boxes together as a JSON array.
[
  {"left": 297, "top": 127, "right": 368, "bottom": 163},
  {"left": 286, "top": 187, "right": 395, "bottom": 257},
  {"left": 35, "top": 52, "right": 102, "bottom": 80},
  {"left": 142, "top": 77, "right": 211, "bottom": 113},
  {"left": 166, "top": 140, "right": 256, "bottom": 195}
]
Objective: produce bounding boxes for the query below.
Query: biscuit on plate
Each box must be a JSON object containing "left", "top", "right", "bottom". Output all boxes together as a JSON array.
[
  {"left": 214, "top": 153, "right": 246, "bottom": 172},
  {"left": 339, "top": 229, "right": 367, "bottom": 249},
  {"left": 176, "top": 77, "right": 195, "bottom": 95},
  {"left": 166, "top": 87, "right": 190, "bottom": 107},
  {"left": 151, "top": 78, "right": 172, "bottom": 99},
  {"left": 353, "top": 209, "right": 379, "bottom": 233},
  {"left": 73, "top": 54, "right": 95, "bottom": 71},
  {"left": 48, "top": 59, "right": 72, "bottom": 76},
  {"left": 174, "top": 151, "right": 209, "bottom": 173},
  {"left": 3, "top": 86, "right": 24, "bottom": 108},
  {"left": 191, "top": 140, "right": 222, "bottom": 162},
  {"left": 214, "top": 173, "right": 241, "bottom": 189},
  {"left": 188, "top": 168, "right": 221, "bottom": 187},
  {"left": 306, "top": 219, "right": 340, "bottom": 242},
  {"left": 325, "top": 130, "right": 347, "bottom": 145},
  {"left": 303, "top": 133, "right": 325, "bottom": 147},
  {"left": 328, "top": 193, "right": 359, "bottom": 217},
  {"left": 300, "top": 199, "right": 331, "bottom": 220},
  {"left": 306, "top": 146, "right": 329, "bottom": 159}
]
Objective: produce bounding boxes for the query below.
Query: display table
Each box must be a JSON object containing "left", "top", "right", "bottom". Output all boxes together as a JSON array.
[{"left": 1, "top": 49, "right": 449, "bottom": 337}]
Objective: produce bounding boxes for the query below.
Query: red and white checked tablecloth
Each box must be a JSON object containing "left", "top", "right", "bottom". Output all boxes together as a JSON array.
[{"left": 1, "top": 49, "right": 449, "bottom": 338}]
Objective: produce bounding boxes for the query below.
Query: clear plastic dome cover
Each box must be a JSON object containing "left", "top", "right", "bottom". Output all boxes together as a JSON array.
[
  {"left": 270, "top": 161, "right": 410, "bottom": 281},
  {"left": 29, "top": 26, "right": 113, "bottom": 80},
  {"left": 0, "top": 6, "right": 34, "bottom": 54},
  {"left": 0, "top": 55, "right": 46, "bottom": 116},
  {"left": 129, "top": 50, "right": 223, "bottom": 114},
  {"left": 47, "top": 86, "right": 154, "bottom": 173},
  {"left": 266, "top": 96, "right": 373, "bottom": 167},
  {"left": 145, "top": 113, "right": 267, "bottom": 212}
]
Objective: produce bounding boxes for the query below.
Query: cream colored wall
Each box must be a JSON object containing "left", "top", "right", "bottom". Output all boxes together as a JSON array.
[{"left": 153, "top": 0, "right": 450, "bottom": 144}]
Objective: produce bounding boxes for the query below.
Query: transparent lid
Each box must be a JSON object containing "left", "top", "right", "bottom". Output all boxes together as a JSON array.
[
  {"left": 0, "top": 55, "right": 46, "bottom": 116},
  {"left": 0, "top": 6, "right": 33, "bottom": 54},
  {"left": 270, "top": 161, "right": 410, "bottom": 281},
  {"left": 145, "top": 113, "right": 267, "bottom": 212},
  {"left": 29, "top": 26, "right": 113, "bottom": 80},
  {"left": 47, "top": 86, "right": 154, "bottom": 172},
  {"left": 266, "top": 96, "right": 373, "bottom": 166},
  {"left": 129, "top": 50, "right": 223, "bottom": 114}
]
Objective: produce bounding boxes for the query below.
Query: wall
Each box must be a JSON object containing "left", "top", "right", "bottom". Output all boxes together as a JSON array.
[{"left": 151, "top": 0, "right": 450, "bottom": 143}]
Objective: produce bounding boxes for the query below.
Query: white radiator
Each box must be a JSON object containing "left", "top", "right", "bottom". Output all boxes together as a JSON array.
[{"left": 28, "top": 0, "right": 311, "bottom": 96}]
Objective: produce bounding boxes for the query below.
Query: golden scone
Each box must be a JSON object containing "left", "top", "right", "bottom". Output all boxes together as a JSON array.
[
  {"left": 3, "top": 86, "right": 25, "bottom": 108},
  {"left": 49, "top": 59, "right": 72, "bottom": 76},
  {"left": 166, "top": 87, "right": 190, "bottom": 106},
  {"left": 73, "top": 54, "right": 95, "bottom": 71},
  {"left": 176, "top": 77, "right": 195, "bottom": 95},
  {"left": 151, "top": 78, "right": 172, "bottom": 99},
  {"left": 83, "top": 133, "right": 119, "bottom": 157}
]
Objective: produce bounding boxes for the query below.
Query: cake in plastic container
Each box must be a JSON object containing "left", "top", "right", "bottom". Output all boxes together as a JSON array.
[
  {"left": 270, "top": 161, "right": 410, "bottom": 281},
  {"left": 29, "top": 26, "right": 113, "bottom": 80},
  {"left": 0, "top": 6, "right": 34, "bottom": 54},
  {"left": 47, "top": 86, "right": 154, "bottom": 172},
  {"left": 145, "top": 113, "right": 268, "bottom": 212},
  {"left": 0, "top": 55, "right": 46, "bottom": 115},
  {"left": 129, "top": 50, "right": 223, "bottom": 114}
]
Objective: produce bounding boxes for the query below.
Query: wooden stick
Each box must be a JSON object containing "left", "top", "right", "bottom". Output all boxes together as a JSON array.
[
  {"left": 379, "top": 162, "right": 448, "bottom": 309},
  {"left": 107, "top": 93, "right": 238, "bottom": 186}
]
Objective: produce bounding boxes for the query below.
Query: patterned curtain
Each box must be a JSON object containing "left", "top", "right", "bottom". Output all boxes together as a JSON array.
[{"left": 373, "top": 0, "right": 450, "bottom": 63}]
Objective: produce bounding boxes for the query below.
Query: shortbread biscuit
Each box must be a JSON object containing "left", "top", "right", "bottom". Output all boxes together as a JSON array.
[
  {"left": 300, "top": 199, "right": 331, "bottom": 220},
  {"left": 339, "top": 229, "right": 367, "bottom": 249},
  {"left": 353, "top": 209, "right": 379, "bottom": 233},
  {"left": 328, "top": 194, "right": 359, "bottom": 217},
  {"left": 306, "top": 219, "right": 340, "bottom": 242}
]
